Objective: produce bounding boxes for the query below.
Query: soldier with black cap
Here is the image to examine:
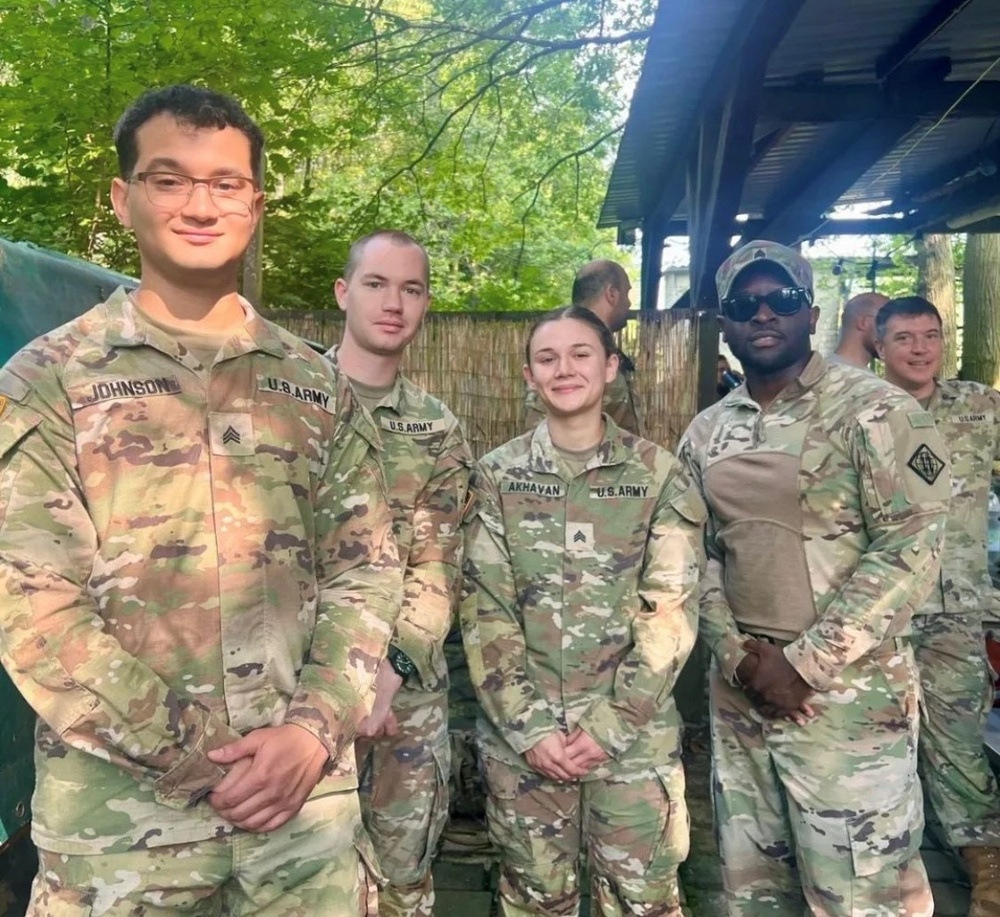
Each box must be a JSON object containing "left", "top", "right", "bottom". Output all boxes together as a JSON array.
[{"left": 679, "top": 240, "right": 951, "bottom": 915}]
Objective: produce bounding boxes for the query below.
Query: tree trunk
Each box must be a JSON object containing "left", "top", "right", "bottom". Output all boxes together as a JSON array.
[
  {"left": 962, "top": 233, "right": 1000, "bottom": 387},
  {"left": 915, "top": 234, "right": 957, "bottom": 378}
]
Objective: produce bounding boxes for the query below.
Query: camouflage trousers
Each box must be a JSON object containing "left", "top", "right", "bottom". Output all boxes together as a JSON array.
[
  {"left": 482, "top": 754, "right": 689, "bottom": 917},
  {"left": 710, "top": 644, "right": 933, "bottom": 917},
  {"left": 912, "top": 612, "right": 1000, "bottom": 848},
  {"left": 26, "top": 790, "right": 373, "bottom": 916},
  {"left": 358, "top": 688, "right": 450, "bottom": 917}
]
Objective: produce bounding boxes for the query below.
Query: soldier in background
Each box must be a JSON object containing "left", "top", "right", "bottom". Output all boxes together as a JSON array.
[
  {"left": 829, "top": 291, "right": 888, "bottom": 369},
  {"left": 679, "top": 240, "right": 950, "bottom": 915},
  {"left": 328, "top": 230, "right": 472, "bottom": 917},
  {"left": 521, "top": 260, "right": 644, "bottom": 436},
  {"left": 0, "top": 85, "right": 400, "bottom": 914},
  {"left": 464, "top": 305, "right": 704, "bottom": 915},
  {"left": 877, "top": 295, "right": 1000, "bottom": 916}
]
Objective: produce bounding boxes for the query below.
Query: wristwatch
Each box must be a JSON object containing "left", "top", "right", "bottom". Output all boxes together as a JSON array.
[{"left": 387, "top": 646, "right": 416, "bottom": 683}]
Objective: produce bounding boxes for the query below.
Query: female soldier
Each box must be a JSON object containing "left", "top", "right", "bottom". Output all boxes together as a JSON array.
[{"left": 461, "top": 305, "right": 705, "bottom": 916}]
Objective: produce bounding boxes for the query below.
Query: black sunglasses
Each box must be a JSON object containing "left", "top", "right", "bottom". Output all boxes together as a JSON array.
[{"left": 720, "top": 287, "right": 813, "bottom": 322}]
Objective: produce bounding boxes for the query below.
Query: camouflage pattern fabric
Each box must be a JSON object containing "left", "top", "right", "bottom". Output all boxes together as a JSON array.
[
  {"left": 916, "top": 380, "right": 1000, "bottom": 618},
  {"left": 462, "top": 417, "right": 705, "bottom": 914},
  {"left": 521, "top": 350, "right": 644, "bottom": 437},
  {"left": 28, "top": 790, "right": 372, "bottom": 916},
  {"left": 914, "top": 612, "right": 1000, "bottom": 848},
  {"left": 482, "top": 755, "right": 688, "bottom": 917},
  {"left": 912, "top": 379, "right": 1000, "bottom": 848},
  {"left": 327, "top": 351, "right": 472, "bottom": 917},
  {"left": 0, "top": 288, "right": 402, "bottom": 859},
  {"left": 679, "top": 353, "right": 951, "bottom": 915},
  {"left": 357, "top": 691, "right": 450, "bottom": 917},
  {"left": 709, "top": 651, "right": 932, "bottom": 916}
]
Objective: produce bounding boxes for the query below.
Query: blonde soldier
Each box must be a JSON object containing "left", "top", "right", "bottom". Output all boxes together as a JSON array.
[
  {"left": 329, "top": 231, "right": 472, "bottom": 917},
  {"left": 877, "top": 295, "right": 1000, "bottom": 916},
  {"left": 679, "top": 241, "right": 951, "bottom": 916},
  {"left": 463, "top": 305, "right": 705, "bottom": 916},
  {"left": 521, "top": 260, "right": 644, "bottom": 435},
  {"left": 0, "top": 86, "right": 401, "bottom": 915}
]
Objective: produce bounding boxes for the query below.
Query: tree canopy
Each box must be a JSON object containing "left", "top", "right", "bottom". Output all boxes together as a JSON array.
[{"left": 0, "top": 0, "right": 653, "bottom": 310}]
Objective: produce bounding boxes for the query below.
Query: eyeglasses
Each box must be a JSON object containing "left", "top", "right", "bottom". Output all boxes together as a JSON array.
[
  {"left": 720, "top": 287, "right": 813, "bottom": 322},
  {"left": 131, "top": 171, "right": 258, "bottom": 212}
]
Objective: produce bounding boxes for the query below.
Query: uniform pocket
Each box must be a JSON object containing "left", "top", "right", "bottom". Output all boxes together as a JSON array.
[
  {"left": 846, "top": 780, "right": 922, "bottom": 878},
  {"left": 647, "top": 765, "right": 691, "bottom": 870}
]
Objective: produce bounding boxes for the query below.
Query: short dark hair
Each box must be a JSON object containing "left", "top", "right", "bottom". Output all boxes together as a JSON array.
[
  {"left": 525, "top": 305, "right": 617, "bottom": 363},
  {"left": 875, "top": 296, "right": 942, "bottom": 341},
  {"left": 114, "top": 85, "right": 265, "bottom": 178},
  {"left": 343, "top": 230, "right": 430, "bottom": 288},
  {"left": 571, "top": 260, "right": 627, "bottom": 308}
]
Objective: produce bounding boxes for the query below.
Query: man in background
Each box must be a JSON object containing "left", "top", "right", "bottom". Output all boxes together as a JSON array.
[
  {"left": 878, "top": 295, "right": 1000, "bottom": 917},
  {"left": 522, "top": 259, "right": 644, "bottom": 435},
  {"left": 329, "top": 230, "right": 472, "bottom": 917},
  {"left": 830, "top": 291, "right": 888, "bottom": 369}
]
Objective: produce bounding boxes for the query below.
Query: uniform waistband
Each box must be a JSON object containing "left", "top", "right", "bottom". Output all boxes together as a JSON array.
[{"left": 743, "top": 632, "right": 911, "bottom": 654}]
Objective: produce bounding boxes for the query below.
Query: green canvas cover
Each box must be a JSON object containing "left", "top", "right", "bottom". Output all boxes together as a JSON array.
[{"left": 0, "top": 238, "right": 134, "bottom": 843}]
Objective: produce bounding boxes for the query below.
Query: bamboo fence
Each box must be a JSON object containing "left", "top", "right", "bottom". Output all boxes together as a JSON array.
[{"left": 264, "top": 309, "right": 704, "bottom": 457}]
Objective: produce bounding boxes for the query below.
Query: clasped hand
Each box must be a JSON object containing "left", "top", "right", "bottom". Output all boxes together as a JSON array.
[
  {"left": 207, "top": 723, "right": 329, "bottom": 833},
  {"left": 736, "top": 639, "right": 815, "bottom": 725},
  {"left": 524, "top": 728, "right": 610, "bottom": 782}
]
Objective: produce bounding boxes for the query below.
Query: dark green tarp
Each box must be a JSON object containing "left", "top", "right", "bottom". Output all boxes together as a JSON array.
[{"left": 0, "top": 238, "right": 134, "bottom": 846}]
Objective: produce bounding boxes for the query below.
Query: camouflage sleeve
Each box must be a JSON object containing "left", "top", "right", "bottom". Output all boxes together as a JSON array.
[
  {"left": 0, "top": 375, "right": 241, "bottom": 810},
  {"left": 605, "top": 372, "right": 646, "bottom": 439},
  {"left": 460, "top": 463, "right": 561, "bottom": 755},
  {"left": 391, "top": 422, "right": 472, "bottom": 688},
  {"left": 784, "top": 405, "right": 951, "bottom": 691},
  {"left": 521, "top": 385, "right": 546, "bottom": 434},
  {"left": 283, "top": 378, "right": 403, "bottom": 763},
  {"left": 573, "top": 465, "right": 705, "bottom": 757},
  {"left": 677, "top": 422, "right": 750, "bottom": 684}
]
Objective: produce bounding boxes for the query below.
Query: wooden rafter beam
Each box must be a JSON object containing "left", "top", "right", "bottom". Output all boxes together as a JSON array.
[
  {"left": 747, "top": 118, "right": 917, "bottom": 245},
  {"left": 875, "top": 0, "right": 975, "bottom": 80},
  {"left": 758, "top": 79, "right": 1000, "bottom": 122}
]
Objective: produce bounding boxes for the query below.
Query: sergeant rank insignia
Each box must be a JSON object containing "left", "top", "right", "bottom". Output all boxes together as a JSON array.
[{"left": 907, "top": 443, "right": 945, "bottom": 485}]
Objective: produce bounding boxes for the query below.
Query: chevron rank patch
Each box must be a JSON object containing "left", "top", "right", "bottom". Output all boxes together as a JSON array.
[
  {"left": 210, "top": 412, "right": 255, "bottom": 456},
  {"left": 565, "top": 521, "right": 594, "bottom": 553}
]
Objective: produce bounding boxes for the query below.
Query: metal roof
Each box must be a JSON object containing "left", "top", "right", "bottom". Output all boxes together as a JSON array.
[{"left": 600, "top": 0, "right": 1000, "bottom": 241}]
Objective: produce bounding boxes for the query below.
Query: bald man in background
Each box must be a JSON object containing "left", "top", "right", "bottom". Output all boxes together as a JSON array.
[{"left": 830, "top": 292, "right": 889, "bottom": 370}]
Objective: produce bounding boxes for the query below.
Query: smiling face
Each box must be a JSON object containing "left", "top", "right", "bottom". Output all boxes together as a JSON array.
[
  {"left": 110, "top": 114, "right": 263, "bottom": 288},
  {"left": 335, "top": 236, "right": 430, "bottom": 357},
  {"left": 877, "top": 312, "right": 942, "bottom": 400},
  {"left": 523, "top": 316, "right": 618, "bottom": 420},
  {"left": 721, "top": 267, "right": 817, "bottom": 377}
]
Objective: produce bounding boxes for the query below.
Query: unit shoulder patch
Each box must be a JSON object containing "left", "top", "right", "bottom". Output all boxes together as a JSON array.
[{"left": 907, "top": 443, "right": 946, "bottom": 485}]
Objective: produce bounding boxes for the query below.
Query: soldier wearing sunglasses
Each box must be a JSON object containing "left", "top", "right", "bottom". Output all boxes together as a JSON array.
[{"left": 679, "top": 240, "right": 952, "bottom": 916}]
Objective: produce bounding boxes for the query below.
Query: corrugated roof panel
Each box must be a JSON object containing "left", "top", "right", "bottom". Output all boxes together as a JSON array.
[{"left": 601, "top": 0, "right": 1000, "bottom": 236}]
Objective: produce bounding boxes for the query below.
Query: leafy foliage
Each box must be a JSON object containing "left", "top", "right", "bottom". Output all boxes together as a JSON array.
[{"left": 0, "top": 0, "right": 653, "bottom": 310}]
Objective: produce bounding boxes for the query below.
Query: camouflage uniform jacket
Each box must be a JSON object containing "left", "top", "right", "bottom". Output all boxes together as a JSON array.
[
  {"left": 678, "top": 353, "right": 951, "bottom": 692},
  {"left": 327, "top": 347, "right": 472, "bottom": 697},
  {"left": 522, "top": 349, "right": 644, "bottom": 437},
  {"left": 916, "top": 378, "right": 1000, "bottom": 616},
  {"left": 462, "top": 417, "right": 705, "bottom": 778},
  {"left": 0, "top": 289, "right": 402, "bottom": 854}
]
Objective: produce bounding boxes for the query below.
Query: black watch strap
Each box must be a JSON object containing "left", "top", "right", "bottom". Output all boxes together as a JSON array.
[{"left": 387, "top": 646, "right": 416, "bottom": 683}]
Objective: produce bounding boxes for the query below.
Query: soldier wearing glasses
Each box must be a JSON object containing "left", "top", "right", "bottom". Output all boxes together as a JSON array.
[
  {"left": 678, "top": 241, "right": 951, "bottom": 915},
  {"left": 0, "top": 85, "right": 401, "bottom": 914}
]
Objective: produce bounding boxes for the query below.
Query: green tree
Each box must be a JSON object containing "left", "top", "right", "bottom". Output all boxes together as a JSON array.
[{"left": 0, "top": 0, "right": 653, "bottom": 310}]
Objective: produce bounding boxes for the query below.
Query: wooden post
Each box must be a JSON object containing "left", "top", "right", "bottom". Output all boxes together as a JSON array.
[{"left": 241, "top": 153, "right": 265, "bottom": 306}]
